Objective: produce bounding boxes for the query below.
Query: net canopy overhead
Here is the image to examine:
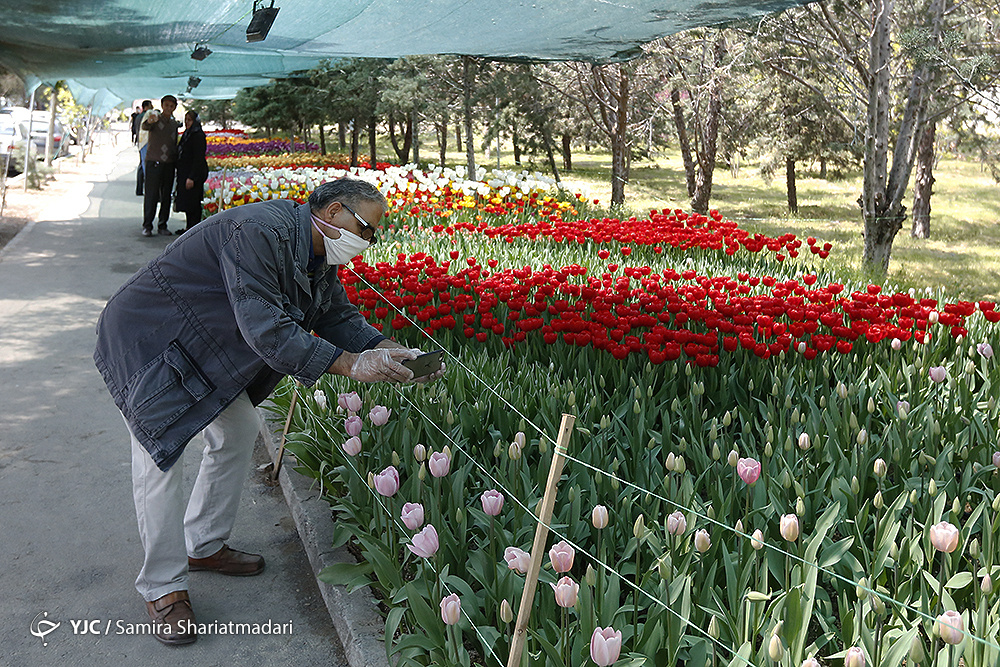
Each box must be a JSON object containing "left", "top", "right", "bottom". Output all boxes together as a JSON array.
[{"left": 0, "top": 0, "right": 806, "bottom": 112}]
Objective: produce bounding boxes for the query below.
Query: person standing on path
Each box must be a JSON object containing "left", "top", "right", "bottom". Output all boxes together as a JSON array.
[
  {"left": 133, "top": 99, "right": 152, "bottom": 196},
  {"left": 141, "top": 95, "right": 180, "bottom": 236},
  {"left": 174, "top": 110, "right": 208, "bottom": 233},
  {"left": 94, "top": 177, "right": 445, "bottom": 646}
]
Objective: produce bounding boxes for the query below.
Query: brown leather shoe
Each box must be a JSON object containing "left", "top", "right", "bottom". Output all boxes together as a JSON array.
[
  {"left": 145, "top": 591, "right": 197, "bottom": 646},
  {"left": 188, "top": 544, "right": 265, "bottom": 576}
]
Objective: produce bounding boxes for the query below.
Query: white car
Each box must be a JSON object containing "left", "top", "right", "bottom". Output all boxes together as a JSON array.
[{"left": 0, "top": 117, "right": 27, "bottom": 175}]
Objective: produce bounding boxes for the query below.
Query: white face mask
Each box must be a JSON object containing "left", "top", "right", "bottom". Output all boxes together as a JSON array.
[{"left": 312, "top": 213, "right": 370, "bottom": 266}]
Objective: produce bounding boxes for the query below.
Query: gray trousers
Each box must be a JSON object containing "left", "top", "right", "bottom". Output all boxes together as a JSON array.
[{"left": 127, "top": 391, "right": 260, "bottom": 601}]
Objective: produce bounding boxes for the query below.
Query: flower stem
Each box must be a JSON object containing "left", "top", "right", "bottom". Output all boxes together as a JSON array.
[{"left": 634, "top": 543, "right": 641, "bottom": 651}]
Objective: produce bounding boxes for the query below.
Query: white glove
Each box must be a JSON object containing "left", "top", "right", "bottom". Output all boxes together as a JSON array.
[
  {"left": 408, "top": 348, "right": 447, "bottom": 384},
  {"left": 348, "top": 348, "right": 417, "bottom": 383}
]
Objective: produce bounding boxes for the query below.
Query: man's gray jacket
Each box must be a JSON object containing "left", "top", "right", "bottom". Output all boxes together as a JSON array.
[{"left": 94, "top": 199, "right": 384, "bottom": 471}]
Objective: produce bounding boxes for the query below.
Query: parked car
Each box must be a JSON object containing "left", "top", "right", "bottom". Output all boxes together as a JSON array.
[
  {"left": 20, "top": 118, "right": 68, "bottom": 157},
  {"left": 0, "top": 117, "right": 27, "bottom": 175},
  {"left": 0, "top": 108, "right": 67, "bottom": 159}
]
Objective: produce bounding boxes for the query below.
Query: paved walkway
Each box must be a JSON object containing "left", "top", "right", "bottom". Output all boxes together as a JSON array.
[{"left": 0, "top": 139, "right": 348, "bottom": 666}]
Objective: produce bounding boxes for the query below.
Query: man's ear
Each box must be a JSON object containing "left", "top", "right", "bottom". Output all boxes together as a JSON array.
[{"left": 324, "top": 201, "right": 342, "bottom": 222}]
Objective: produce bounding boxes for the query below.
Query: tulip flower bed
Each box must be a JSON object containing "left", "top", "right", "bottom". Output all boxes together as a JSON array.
[
  {"left": 264, "top": 203, "right": 1000, "bottom": 667},
  {"left": 205, "top": 129, "right": 318, "bottom": 156}
]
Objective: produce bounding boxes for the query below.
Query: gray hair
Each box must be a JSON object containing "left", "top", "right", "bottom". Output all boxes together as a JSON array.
[{"left": 309, "top": 178, "right": 387, "bottom": 214}]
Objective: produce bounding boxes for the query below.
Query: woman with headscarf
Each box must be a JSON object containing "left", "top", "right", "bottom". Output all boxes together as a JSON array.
[{"left": 174, "top": 111, "right": 208, "bottom": 233}]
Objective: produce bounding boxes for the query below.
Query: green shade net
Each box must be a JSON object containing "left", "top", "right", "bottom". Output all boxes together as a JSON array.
[{"left": 0, "top": 0, "right": 808, "bottom": 112}]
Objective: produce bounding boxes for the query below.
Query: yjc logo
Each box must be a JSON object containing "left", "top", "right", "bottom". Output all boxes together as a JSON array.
[{"left": 29, "top": 612, "right": 60, "bottom": 646}]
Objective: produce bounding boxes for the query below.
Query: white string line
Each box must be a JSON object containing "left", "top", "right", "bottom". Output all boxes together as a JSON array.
[
  {"left": 390, "top": 386, "right": 759, "bottom": 667},
  {"left": 557, "top": 448, "right": 1000, "bottom": 652},
  {"left": 307, "top": 414, "right": 507, "bottom": 667},
  {"left": 343, "top": 259, "right": 996, "bottom": 650},
  {"left": 344, "top": 265, "right": 558, "bottom": 447}
]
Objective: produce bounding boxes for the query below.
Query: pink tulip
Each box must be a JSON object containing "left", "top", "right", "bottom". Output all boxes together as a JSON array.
[
  {"left": 407, "top": 524, "right": 439, "bottom": 558},
  {"left": 428, "top": 451, "right": 451, "bottom": 478},
  {"left": 504, "top": 546, "right": 530, "bottom": 574},
  {"left": 992, "top": 451, "right": 1000, "bottom": 468},
  {"left": 936, "top": 610, "right": 964, "bottom": 645},
  {"left": 341, "top": 436, "right": 362, "bottom": 456},
  {"left": 373, "top": 465, "right": 399, "bottom": 497},
  {"left": 978, "top": 342, "right": 994, "bottom": 359},
  {"left": 666, "top": 511, "right": 686, "bottom": 536},
  {"left": 368, "top": 405, "right": 391, "bottom": 426},
  {"left": 481, "top": 489, "right": 504, "bottom": 516},
  {"left": 440, "top": 593, "right": 461, "bottom": 625},
  {"left": 549, "top": 540, "right": 575, "bottom": 573},
  {"left": 590, "top": 626, "right": 622, "bottom": 666},
  {"left": 551, "top": 576, "right": 579, "bottom": 608},
  {"left": 844, "top": 646, "right": 866, "bottom": 667},
  {"left": 780, "top": 514, "right": 800, "bottom": 542},
  {"left": 737, "top": 457, "right": 761, "bottom": 485},
  {"left": 338, "top": 391, "right": 362, "bottom": 413},
  {"left": 694, "top": 529, "right": 711, "bottom": 553},
  {"left": 400, "top": 502, "right": 424, "bottom": 530},
  {"left": 591, "top": 505, "right": 609, "bottom": 529},
  {"left": 930, "top": 521, "right": 960, "bottom": 553},
  {"left": 929, "top": 366, "right": 947, "bottom": 383},
  {"left": 345, "top": 415, "right": 363, "bottom": 437}
]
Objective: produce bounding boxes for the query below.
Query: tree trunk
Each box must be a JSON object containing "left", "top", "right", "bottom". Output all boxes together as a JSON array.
[
  {"left": 437, "top": 117, "right": 447, "bottom": 167},
  {"left": 45, "top": 85, "right": 58, "bottom": 166},
  {"left": 591, "top": 63, "right": 631, "bottom": 206},
  {"left": 561, "top": 134, "right": 572, "bottom": 171},
  {"left": 690, "top": 34, "right": 725, "bottom": 214},
  {"left": 463, "top": 56, "right": 477, "bottom": 177},
  {"left": 388, "top": 114, "right": 413, "bottom": 163},
  {"left": 338, "top": 122, "right": 346, "bottom": 150},
  {"left": 911, "top": 121, "right": 936, "bottom": 238},
  {"left": 670, "top": 89, "right": 696, "bottom": 198},
  {"left": 819, "top": 157, "right": 827, "bottom": 179},
  {"left": 861, "top": 0, "right": 943, "bottom": 273},
  {"left": 368, "top": 116, "right": 377, "bottom": 168},
  {"left": 318, "top": 124, "right": 327, "bottom": 155},
  {"left": 350, "top": 119, "right": 360, "bottom": 167},
  {"left": 411, "top": 110, "right": 420, "bottom": 165},
  {"left": 610, "top": 68, "right": 629, "bottom": 206},
  {"left": 512, "top": 126, "right": 521, "bottom": 165},
  {"left": 786, "top": 157, "right": 798, "bottom": 213},
  {"left": 542, "top": 125, "right": 561, "bottom": 185},
  {"left": 455, "top": 123, "right": 462, "bottom": 152}
]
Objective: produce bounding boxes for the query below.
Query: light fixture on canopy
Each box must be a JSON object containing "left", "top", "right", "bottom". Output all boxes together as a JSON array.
[
  {"left": 190, "top": 45, "right": 212, "bottom": 61},
  {"left": 246, "top": 0, "right": 280, "bottom": 43}
]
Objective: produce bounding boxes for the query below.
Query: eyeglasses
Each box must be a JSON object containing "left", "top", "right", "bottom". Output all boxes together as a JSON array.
[{"left": 341, "top": 203, "right": 379, "bottom": 246}]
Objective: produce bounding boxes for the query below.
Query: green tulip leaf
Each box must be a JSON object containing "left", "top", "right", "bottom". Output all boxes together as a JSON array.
[
  {"left": 317, "top": 561, "right": 373, "bottom": 590},
  {"left": 945, "top": 572, "right": 974, "bottom": 589}
]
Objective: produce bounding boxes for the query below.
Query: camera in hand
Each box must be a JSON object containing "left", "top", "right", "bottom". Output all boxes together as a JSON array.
[{"left": 402, "top": 350, "right": 444, "bottom": 377}]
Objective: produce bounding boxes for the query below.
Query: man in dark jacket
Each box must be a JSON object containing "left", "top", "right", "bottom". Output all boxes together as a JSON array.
[
  {"left": 94, "top": 177, "right": 441, "bottom": 645},
  {"left": 141, "top": 95, "right": 180, "bottom": 236}
]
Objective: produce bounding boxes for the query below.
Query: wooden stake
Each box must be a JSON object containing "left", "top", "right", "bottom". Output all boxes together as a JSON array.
[
  {"left": 506, "top": 413, "right": 575, "bottom": 667},
  {"left": 272, "top": 381, "right": 301, "bottom": 480}
]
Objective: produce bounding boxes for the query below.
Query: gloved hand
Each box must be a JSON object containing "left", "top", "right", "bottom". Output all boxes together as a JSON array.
[
  {"left": 408, "top": 348, "right": 447, "bottom": 384},
  {"left": 348, "top": 348, "right": 417, "bottom": 383}
]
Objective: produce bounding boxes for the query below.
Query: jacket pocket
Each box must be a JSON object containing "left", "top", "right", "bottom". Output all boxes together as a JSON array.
[{"left": 125, "top": 340, "right": 215, "bottom": 438}]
